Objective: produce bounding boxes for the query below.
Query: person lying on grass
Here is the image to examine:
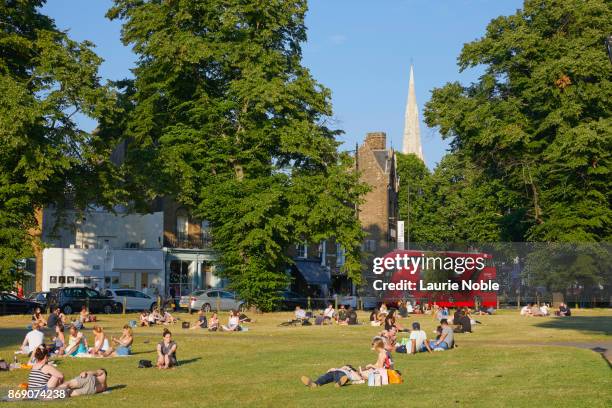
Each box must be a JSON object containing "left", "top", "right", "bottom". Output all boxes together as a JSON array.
[
  {"left": 157, "top": 329, "right": 178, "bottom": 369},
  {"left": 301, "top": 365, "right": 365, "bottom": 388},
  {"left": 106, "top": 325, "right": 133, "bottom": 357},
  {"left": 190, "top": 309, "right": 208, "bottom": 330},
  {"left": 28, "top": 346, "right": 64, "bottom": 391},
  {"left": 58, "top": 368, "right": 107, "bottom": 397}
]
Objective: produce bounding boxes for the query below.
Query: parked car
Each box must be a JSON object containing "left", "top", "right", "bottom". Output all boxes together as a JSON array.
[
  {"left": 0, "top": 292, "right": 45, "bottom": 315},
  {"left": 47, "top": 287, "right": 119, "bottom": 315},
  {"left": 180, "top": 289, "right": 245, "bottom": 312},
  {"left": 26, "top": 291, "right": 50, "bottom": 312},
  {"left": 103, "top": 289, "right": 158, "bottom": 312}
]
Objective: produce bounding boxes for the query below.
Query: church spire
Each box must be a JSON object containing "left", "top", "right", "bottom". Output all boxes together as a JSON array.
[{"left": 402, "top": 65, "right": 423, "bottom": 160}]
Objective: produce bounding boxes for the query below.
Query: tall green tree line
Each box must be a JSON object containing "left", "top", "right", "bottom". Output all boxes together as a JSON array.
[
  {"left": 0, "top": 0, "right": 122, "bottom": 289},
  {"left": 104, "top": 0, "right": 366, "bottom": 310}
]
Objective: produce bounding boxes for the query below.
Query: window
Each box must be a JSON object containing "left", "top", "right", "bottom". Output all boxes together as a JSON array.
[
  {"left": 85, "top": 289, "right": 98, "bottom": 298},
  {"left": 364, "top": 240, "right": 377, "bottom": 252},
  {"left": 219, "top": 291, "right": 234, "bottom": 299},
  {"left": 201, "top": 220, "right": 211, "bottom": 239},
  {"left": 50, "top": 276, "right": 57, "bottom": 284},
  {"left": 115, "top": 290, "right": 127, "bottom": 297},
  {"left": 207, "top": 291, "right": 219, "bottom": 298},
  {"left": 67, "top": 276, "right": 74, "bottom": 284},
  {"left": 296, "top": 242, "right": 307, "bottom": 258},
  {"left": 336, "top": 244, "right": 345, "bottom": 266},
  {"left": 176, "top": 210, "right": 189, "bottom": 241},
  {"left": 58, "top": 276, "right": 66, "bottom": 284},
  {"left": 83, "top": 277, "right": 92, "bottom": 285}
]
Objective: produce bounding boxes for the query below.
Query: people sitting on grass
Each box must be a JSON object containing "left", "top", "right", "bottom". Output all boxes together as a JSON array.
[
  {"left": 58, "top": 368, "right": 107, "bottom": 397},
  {"left": 370, "top": 308, "right": 381, "bottom": 326},
  {"left": 407, "top": 322, "right": 432, "bottom": 354},
  {"left": 64, "top": 325, "right": 88, "bottom": 356},
  {"left": 21, "top": 322, "right": 44, "bottom": 356},
  {"left": 336, "top": 305, "right": 348, "bottom": 324},
  {"left": 208, "top": 312, "right": 220, "bottom": 331},
  {"left": 384, "top": 310, "right": 407, "bottom": 332},
  {"left": 529, "top": 303, "right": 543, "bottom": 317},
  {"left": 378, "top": 303, "right": 388, "bottom": 316},
  {"left": 346, "top": 306, "right": 358, "bottom": 325},
  {"left": 453, "top": 309, "right": 472, "bottom": 333},
  {"left": 295, "top": 306, "right": 307, "bottom": 321},
  {"left": 89, "top": 326, "right": 110, "bottom": 357},
  {"left": 222, "top": 310, "right": 241, "bottom": 331},
  {"left": 429, "top": 319, "right": 454, "bottom": 350},
  {"left": 190, "top": 309, "right": 208, "bottom": 330},
  {"left": 314, "top": 312, "right": 325, "bottom": 325},
  {"left": 161, "top": 309, "right": 177, "bottom": 325},
  {"left": 46, "top": 307, "right": 61, "bottom": 330},
  {"left": 51, "top": 323, "right": 65, "bottom": 356},
  {"left": 157, "top": 328, "right": 178, "bottom": 369},
  {"left": 556, "top": 302, "right": 571, "bottom": 316},
  {"left": 31, "top": 307, "right": 46, "bottom": 328},
  {"left": 28, "top": 346, "right": 64, "bottom": 391},
  {"left": 520, "top": 304, "right": 531, "bottom": 316},
  {"left": 540, "top": 303, "right": 550, "bottom": 316},
  {"left": 80, "top": 305, "right": 96, "bottom": 323},
  {"left": 139, "top": 311, "right": 150, "bottom": 327},
  {"left": 107, "top": 325, "right": 133, "bottom": 356},
  {"left": 436, "top": 306, "right": 449, "bottom": 321},
  {"left": 323, "top": 303, "right": 335, "bottom": 323},
  {"left": 358, "top": 338, "right": 394, "bottom": 379},
  {"left": 148, "top": 307, "right": 163, "bottom": 325},
  {"left": 300, "top": 365, "right": 364, "bottom": 388}
]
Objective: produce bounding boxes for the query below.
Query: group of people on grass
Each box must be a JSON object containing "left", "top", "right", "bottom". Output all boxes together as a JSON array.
[
  {"left": 21, "top": 309, "right": 134, "bottom": 359},
  {"left": 190, "top": 308, "right": 251, "bottom": 331},
  {"left": 139, "top": 307, "right": 177, "bottom": 326},
  {"left": 520, "top": 302, "right": 571, "bottom": 317},
  {"left": 27, "top": 345, "right": 108, "bottom": 398},
  {"left": 301, "top": 337, "right": 396, "bottom": 388},
  {"left": 295, "top": 304, "right": 359, "bottom": 326}
]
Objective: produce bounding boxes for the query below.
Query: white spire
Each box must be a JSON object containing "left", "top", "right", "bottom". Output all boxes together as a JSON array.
[{"left": 402, "top": 65, "right": 424, "bottom": 160}]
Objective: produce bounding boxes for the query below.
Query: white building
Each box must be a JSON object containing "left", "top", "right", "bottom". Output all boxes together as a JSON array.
[{"left": 42, "top": 248, "right": 164, "bottom": 292}]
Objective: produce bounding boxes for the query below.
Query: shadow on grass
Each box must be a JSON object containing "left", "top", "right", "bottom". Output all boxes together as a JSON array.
[
  {"left": 535, "top": 316, "right": 612, "bottom": 336},
  {"left": 178, "top": 357, "right": 201, "bottom": 366},
  {"left": 106, "top": 384, "right": 127, "bottom": 392}
]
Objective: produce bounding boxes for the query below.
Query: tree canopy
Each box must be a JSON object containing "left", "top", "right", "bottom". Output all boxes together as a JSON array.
[
  {"left": 106, "top": 0, "right": 366, "bottom": 310},
  {"left": 0, "top": 0, "right": 120, "bottom": 289}
]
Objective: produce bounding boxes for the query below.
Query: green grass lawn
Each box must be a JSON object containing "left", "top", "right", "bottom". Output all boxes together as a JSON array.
[{"left": 1, "top": 309, "right": 611, "bottom": 407}]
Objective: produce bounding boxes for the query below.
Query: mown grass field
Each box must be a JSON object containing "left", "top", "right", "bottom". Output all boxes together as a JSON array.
[{"left": 0, "top": 308, "right": 611, "bottom": 407}]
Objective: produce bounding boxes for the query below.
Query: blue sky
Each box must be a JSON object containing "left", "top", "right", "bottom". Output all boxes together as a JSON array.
[{"left": 43, "top": 0, "right": 523, "bottom": 169}]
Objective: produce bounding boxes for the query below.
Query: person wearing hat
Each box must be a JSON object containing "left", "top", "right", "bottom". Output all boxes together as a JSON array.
[{"left": 408, "top": 322, "right": 432, "bottom": 354}]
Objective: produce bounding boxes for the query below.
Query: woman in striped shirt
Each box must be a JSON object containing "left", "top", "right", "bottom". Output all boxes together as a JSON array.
[{"left": 28, "top": 346, "right": 64, "bottom": 390}]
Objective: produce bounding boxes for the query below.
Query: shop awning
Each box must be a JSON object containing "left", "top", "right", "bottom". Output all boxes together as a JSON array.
[{"left": 294, "top": 260, "right": 330, "bottom": 285}]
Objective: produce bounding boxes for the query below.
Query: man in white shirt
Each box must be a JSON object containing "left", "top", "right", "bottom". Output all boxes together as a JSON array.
[
  {"left": 408, "top": 322, "right": 432, "bottom": 354},
  {"left": 323, "top": 304, "right": 335, "bottom": 321},
  {"left": 295, "top": 306, "right": 306, "bottom": 320},
  {"left": 21, "top": 323, "right": 44, "bottom": 355}
]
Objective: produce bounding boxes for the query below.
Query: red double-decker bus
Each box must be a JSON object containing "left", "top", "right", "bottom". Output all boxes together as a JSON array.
[{"left": 379, "top": 249, "right": 497, "bottom": 308}]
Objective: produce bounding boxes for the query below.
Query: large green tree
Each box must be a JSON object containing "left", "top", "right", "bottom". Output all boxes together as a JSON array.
[
  {"left": 0, "top": 0, "right": 120, "bottom": 289},
  {"left": 106, "top": 0, "right": 366, "bottom": 310},
  {"left": 424, "top": 0, "right": 611, "bottom": 243}
]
